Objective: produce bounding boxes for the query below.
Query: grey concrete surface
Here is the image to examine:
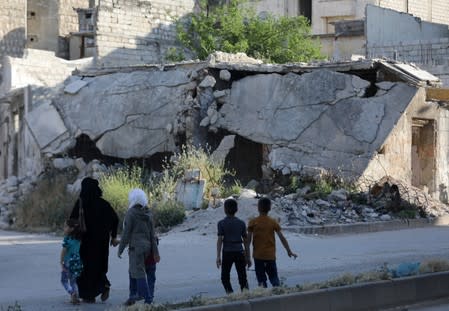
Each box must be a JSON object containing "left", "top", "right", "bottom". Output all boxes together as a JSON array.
[{"left": 2, "top": 226, "right": 449, "bottom": 310}]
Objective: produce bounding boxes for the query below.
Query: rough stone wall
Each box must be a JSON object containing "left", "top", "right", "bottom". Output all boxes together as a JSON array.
[
  {"left": 95, "top": 0, "right": 195, "bottom": 68},
  {"left": 366, "top": 88, "right": 449, "bottom": 199},
  {"left": 27, "top": 0, "right": 90, "bottom": 59},
  {"left": 57, "top": 0, "right": 91, "bottom": 59},
  {"left": 0, "top": 0, "right": 26, "bottom": 84},
  {"left": 58, "top": 0, "right": 90, "bottom": 36}
]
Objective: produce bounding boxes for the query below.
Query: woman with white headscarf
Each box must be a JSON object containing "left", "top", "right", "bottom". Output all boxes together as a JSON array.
[{"left": 118, "top": 189, "right": 160, "bottom": 305}]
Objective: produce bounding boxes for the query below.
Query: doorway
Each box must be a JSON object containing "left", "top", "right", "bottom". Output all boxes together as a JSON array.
[{"left": 411, "top": 118, "right": 436, "bottom": 194}]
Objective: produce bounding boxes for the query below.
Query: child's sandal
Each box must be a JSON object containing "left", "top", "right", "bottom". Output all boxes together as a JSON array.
[{"left": 71, "top": 293, "right": 80, "bottom": 304}]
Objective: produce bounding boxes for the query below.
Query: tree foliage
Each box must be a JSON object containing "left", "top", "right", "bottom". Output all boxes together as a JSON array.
[{"left": 174, "top": 0, "right": 323, "bottom": 63}]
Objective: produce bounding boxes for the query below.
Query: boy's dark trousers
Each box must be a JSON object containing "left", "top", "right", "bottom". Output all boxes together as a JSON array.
[
  {"left": 254, "top": 258, "right": 280, "bottom": 287},
  {"left": 221, "top": 251, "right": 248, "bottom": 294}
]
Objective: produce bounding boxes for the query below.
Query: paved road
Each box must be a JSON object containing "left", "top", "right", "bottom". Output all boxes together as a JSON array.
[{"left": 1, "top": 226, "right": 449, "bottom": 310}]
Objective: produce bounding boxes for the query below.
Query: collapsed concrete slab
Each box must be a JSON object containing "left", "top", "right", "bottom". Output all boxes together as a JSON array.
[{"left": 1, "top": 51, "right": 448, "bottom": 201}]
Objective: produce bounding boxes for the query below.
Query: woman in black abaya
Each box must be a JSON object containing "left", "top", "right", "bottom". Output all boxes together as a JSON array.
[{"left": 70, "top": 177, "right": 119, "bottom": 303}]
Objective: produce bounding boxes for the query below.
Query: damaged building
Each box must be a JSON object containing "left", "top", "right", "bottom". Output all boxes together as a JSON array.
[
  {"left": 1, "top": 0, "right": 449, "bottom": 206},
  {"left": 1, "top": 50, "right": 449, "bottom": 202}
]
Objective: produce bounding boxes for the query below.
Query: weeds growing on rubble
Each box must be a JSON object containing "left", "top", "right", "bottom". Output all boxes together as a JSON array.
[{"left": 15, "top": 172, "right": 77, "bottom": 231}]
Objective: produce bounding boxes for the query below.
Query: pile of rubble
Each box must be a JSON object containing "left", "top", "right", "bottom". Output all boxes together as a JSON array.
[
  {"left": 273, "top": 175, "right": 449, "bottom": 228},
  {"left": 1, "top": 158, "right": 448, "bottom": 231}
]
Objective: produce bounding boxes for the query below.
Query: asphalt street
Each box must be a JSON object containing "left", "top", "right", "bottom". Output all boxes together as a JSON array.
[{"left": 1, "top": 226, "right": 449, "bottom": 310}]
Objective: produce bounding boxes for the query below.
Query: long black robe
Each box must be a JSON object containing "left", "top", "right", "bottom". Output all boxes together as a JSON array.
[{"left": 70, "top": 177, "right": 119, "bottom": 300}]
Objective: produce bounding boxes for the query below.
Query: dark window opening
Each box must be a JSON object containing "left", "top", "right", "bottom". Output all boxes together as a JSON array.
[{"left": 299, "top": 0, "right": 312, "bottom": 23}]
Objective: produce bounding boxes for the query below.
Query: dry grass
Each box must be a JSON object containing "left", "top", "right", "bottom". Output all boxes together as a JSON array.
[
  {"left": 14, "top": 172, "right": 77, "bottom": 231},
  {"left": 115, "top": 261, "right": 449, "bottom": 311},
  {"left": 419, "top": 259, "right": 449, "bottom": 274}
]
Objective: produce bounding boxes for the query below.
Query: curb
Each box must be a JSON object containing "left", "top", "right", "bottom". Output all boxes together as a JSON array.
[
  {"left": 284, "top": 215, "right": 449, "bottom": 235},
  {"left": 179, "top": 271, "right": 449, "bottom": 311}
]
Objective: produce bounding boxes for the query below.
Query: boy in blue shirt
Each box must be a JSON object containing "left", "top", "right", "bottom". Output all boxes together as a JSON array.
[{"left": 216, "top": 198, "right": 251, "bottom": 294}]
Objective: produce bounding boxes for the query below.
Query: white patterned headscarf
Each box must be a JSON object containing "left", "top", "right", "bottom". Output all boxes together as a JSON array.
[{"left": 128, "top": 188, "right": 148, "bottom": 209}]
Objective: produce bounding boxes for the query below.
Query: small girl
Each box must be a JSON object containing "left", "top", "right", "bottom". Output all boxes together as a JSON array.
[{"left": 60, "top": 219, "right": 83, "bottom": 304}]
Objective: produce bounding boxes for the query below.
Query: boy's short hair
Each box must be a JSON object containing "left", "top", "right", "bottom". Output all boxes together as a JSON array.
[
  {"left": 224, "top": 198, "right": 238, "bottom": 215},
  {"left": 258, "top": 197, "right": 271, "bottom": 213}
]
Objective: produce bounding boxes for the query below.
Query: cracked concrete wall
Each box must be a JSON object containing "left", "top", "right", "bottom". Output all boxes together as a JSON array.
[
  {"left": 53, "top": 66, "right": 199, "bottom": 158},
  {"left": 215, "top": 70, "right": 418, "bottom": 180}
]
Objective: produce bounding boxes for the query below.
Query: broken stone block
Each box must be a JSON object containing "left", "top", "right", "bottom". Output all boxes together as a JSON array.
[
  {"left": 351, "top": 75, "right": 370, "bottom": 90},
  {"left": 200, "top": 116, "right": 210, "bottom": 127},
  {"left": 64, "top": 79, "right": 88, "bottom": 94},
  {"left": 74, "top": 158, "right": 86, "bottom": 172},
  {"left": 213, "top": 90, "right": 226, "bottom": 99},
  {"left": 6, "top": 176, "right": 18, "bottom": 188},
  {"left": 219, "top": 70, "right": 231, "bottom": 81},
  {"left": 376, "top": 81, "right": 396, "bottom": 90},
  {"left": 25, "top": 101, "right": 68, "bottom": 149},
  {"left": 53, "top": 158, "right": 75, "bottom": 170},
  {"left": 211, "top": 135, "right": 235, "bottom": 163},
  {"left": 327, "top": 189, "right": 348, "bottom": 202},
  {"left": 199, "top": 75, "right": 216, "bottom": 88}
]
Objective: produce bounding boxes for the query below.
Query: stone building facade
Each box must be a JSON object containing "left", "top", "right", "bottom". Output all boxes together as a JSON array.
[
  {"left": 95, "top": 0, "right": 195, "bottom": 67},
  {"left": 251, "top": 0, "right": 449, "bottom": 35},
  {"left": 0, "top": 0, "right": 90, "bottom": 78},
  {"left": 0, "top": 0, "right": 26, "bottom": 84}
]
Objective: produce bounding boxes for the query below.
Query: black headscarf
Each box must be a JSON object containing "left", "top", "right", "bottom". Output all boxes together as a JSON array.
[{"left": 80, "top": 177, "right": 102, "bottom": 203}]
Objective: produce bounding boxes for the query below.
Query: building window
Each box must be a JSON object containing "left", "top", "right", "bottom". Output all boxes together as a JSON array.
[{"left": 299, "top": 0, "right": 312, "bottom": 22}]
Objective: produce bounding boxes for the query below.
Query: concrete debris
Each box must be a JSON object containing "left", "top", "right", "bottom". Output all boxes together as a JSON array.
[{"left": 64, "top": 79, "right": 88, "bottom": 94}]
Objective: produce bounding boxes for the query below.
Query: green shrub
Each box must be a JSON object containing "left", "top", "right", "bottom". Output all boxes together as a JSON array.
[
  {"left": 396, "top": 209, "right": 417, "bottom": 219},
  {"left": 148, "top": 170, "right": 177, "bottom": 202},
  {"left": 175, "top": 0, "right": 323, "bottom": 63},
  {"left": 165, "top": 47, "right": 185, "bottom": 62},
  {"left": 286, "top": 175, "right": 301, "bottom": 194},
  {"left": 221, "top": 180, "right": 242, "bottom": 198},
  {"left": 313, "top": 179, "right": 333, "bottom": 197},
  {"left": 15, "top": 173, "right": 77, "bottom": 231},
  {"left": 99, "top": 165, "right": 150, "bottom": 223},
  {"left": 153, "top": 200, "right": 185, "bottom": 229}
]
